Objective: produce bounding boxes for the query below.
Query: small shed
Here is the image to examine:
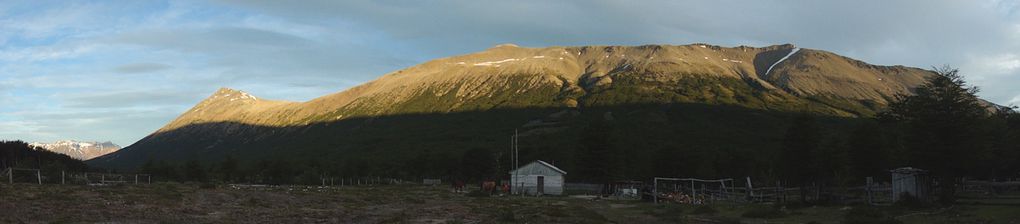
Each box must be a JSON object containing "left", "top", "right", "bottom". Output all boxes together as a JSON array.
[
  {"left": 891, "top": 167, "right": 932, "bottom": 202},
  {"left": 509, "top": 160, "right": 567, "bottom": 195}
]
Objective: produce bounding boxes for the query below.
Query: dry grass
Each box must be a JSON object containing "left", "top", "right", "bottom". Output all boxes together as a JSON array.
[{"left": 2, "top": 183, "right": 1019, "bottom": 223}]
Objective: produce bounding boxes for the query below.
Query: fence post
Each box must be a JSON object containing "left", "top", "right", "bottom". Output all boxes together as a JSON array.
[
  {"left": 745, "top": 177, "right": 754, "bottom": 201},
  {"left": 135, "top": 175, "right": 138, "bottom": 184},
  {"left": 776, "top": 181, "right": 782, "bottom": 203},
  {"left": 37, "top": 170, "right": 42, "bottom": 185},
  {"left": 8, "top": 168, "right": 12, "bottom": 184},
  {"left": 653, "top": 178, "right": 658, "bottom": 204},
  {"left": 866, "top": 177, "right": 873, "bottom": 205},
  {"left": 62, "top": 171, "right": 65, "bottom": 185},
  {"left": 813, "top": 182, "right": 820, "bottom": 202}
]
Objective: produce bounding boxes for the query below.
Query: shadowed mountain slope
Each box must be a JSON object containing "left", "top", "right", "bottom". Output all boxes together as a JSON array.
[{"left": 90, "top": 43, "right": 934, "bottom": 173}]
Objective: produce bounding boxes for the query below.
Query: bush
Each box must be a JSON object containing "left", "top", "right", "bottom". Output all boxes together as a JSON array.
[
  {"left": 741, "top": 206, "right": 786, "bottom": 219},
  {"left": 199, "top": 182, "right": 218, "bottom": 189},
  {"left": 466, "top": 190, "right": 490, "bottom": 197},
  {"left": 893, "top": 192, "right": 927, "bottom": 208},
  {"left": 843, "top": 206, "right": 902, "bottom": 224},
  {"left": 497, "top": 210, "right": 516, "bottom": 222},
  {"left": 692, "top": 205, "right": 718, "bottom": 215}
]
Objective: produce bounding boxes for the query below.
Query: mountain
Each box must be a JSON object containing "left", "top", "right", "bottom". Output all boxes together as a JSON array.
[
  {"left": 30, "top": 140, "right": 121, "bottom": 160},
  {"left": 89, "top": 43, "right": 934, "bottom": 175}
]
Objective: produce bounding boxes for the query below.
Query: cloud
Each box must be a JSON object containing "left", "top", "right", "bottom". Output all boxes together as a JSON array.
[
  {"left": 114, "top": 27, "right": 315, "bottom": 53},
  {"left": 0, "top": 120, "right": 48, "bottom": 141},
  {"left": 4, "top": 0, "right": 1020, "bottom": 146},
  {"left": 4, "top": 107, "right": 184, "bottom": 145},
  {"left": 216, "top": 0, "right": 1020, "bottom": 103},
  {"left": 61, "top": 90, "right": 202, "bottom": 108},
  {"left": 0, "top": 1, "right": 101, "bottom": 39},
  {"left": 108, "top": 25, "right": 410, "bottom": 84},
  {"left": 0, "top": 42, "right": 98, "bottom": 62},
  {"left": 113, "top": 63, "right": 172, "bottom": 74},
  {"left": 995, "top": 55, "right": 1020, "bottom": 72}
]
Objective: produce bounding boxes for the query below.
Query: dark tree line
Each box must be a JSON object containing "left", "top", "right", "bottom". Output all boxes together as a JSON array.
[
  {"left": 0, "top": 140, "right": 89, "bottom": 172},
  {"left": 773, "top": 66, "right": 1020, "bottom": 203},
  {"left": 878, "top": 66, "right": 1020, "bottom": 202},
  {"left": 138, "top": 147, "right": 503, "bottom": 184},
  {"left": 561, "top": 66, "right": 1019, "bottom": 202}
]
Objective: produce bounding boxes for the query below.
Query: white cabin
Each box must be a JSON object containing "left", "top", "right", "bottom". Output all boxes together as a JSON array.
[{"left": 509, "top": 160, "right": 566, "bottom": 195}]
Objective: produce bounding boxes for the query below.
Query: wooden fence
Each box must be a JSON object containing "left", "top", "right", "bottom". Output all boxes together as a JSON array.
[
  {"left": 317, "top": 176, "right": 411, "bottom": 186},
  {"left": 1, "top": 168, "right": 151, "bottom": 185},
  {"left": 652, "top": 177, "right": 898, "bottom": 205}
]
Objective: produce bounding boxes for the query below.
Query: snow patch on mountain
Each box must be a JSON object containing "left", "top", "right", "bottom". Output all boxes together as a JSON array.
[
  {"left": 29, "top": 140, "right": 121, "bottom": 160},
  {"left": 765, "top": 48, "right": 801, "bottom": 76}
]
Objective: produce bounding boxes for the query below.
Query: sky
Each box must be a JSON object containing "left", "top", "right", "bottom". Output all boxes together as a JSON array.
[{"left": 1, "top": 0, "right": 1019, "bottom": 146}]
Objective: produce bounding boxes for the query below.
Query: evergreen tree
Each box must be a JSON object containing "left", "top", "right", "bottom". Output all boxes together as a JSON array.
[
  {"left": 576, "top": 119, "right": 616, "bottom": 182},
  {"left": 986, "top": 107, "right": 1020, "bottom": 178},
  {"left": 184, "top": 160, "right": 206, "bottom": 182},
  {"left": 779, "top": 114, "right": 822, "bottom": 202},
  {"left": 460, "top": 147, "right": 496, "bottom": 181},
  {"left": 879, "top": 66, "right": 987, "bottom": 202},
  {"left": 219, "top": 156, "right": 238, "bottom": 183},
  {"left": 780, "top": 114, "right": 821, "bottom": 185},
  {"left": 847, "top": 122, "right": 890, "bottom": 178},
  {"left": 140, "top": 159, "right": 157, "bottom": 175}
]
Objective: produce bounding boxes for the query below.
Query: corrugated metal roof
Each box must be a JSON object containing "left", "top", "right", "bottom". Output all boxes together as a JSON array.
[
  {"left": 890, "top": 167, "right": 928, "bottom": 173},
  {"left": 508, "top": 160, "right": 567, "bottom": 175}
]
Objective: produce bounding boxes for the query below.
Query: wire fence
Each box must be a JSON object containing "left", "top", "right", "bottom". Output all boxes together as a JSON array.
[{"left": 2, "top": 168, "right": 151, "bottom": 185}]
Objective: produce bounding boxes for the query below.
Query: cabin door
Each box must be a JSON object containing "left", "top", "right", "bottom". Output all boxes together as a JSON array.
[{"left": 537, "top": 176, "right": 545, "bottom": 195}]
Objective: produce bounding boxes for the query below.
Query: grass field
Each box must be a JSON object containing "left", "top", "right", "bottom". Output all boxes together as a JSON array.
[{"left": 1, "top": 183, "right": 1019, "bottom": 223}]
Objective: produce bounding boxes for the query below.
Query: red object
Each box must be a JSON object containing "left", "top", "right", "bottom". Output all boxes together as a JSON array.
[
  {"left": 453, "top": 180, "right": 465, "bottom": 192},
  {"left": 482, "top": 181, "right": 497, "bottom": 193}
]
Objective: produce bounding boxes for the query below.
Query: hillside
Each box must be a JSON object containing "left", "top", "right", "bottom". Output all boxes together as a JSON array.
[{"left": 89, "top": 43, "right": 934, "bottom": 177}]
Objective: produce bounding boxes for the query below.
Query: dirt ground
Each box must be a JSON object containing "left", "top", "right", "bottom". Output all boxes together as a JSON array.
[{"left": 1, "top": 183, "right": 1019, "bottom": 223}]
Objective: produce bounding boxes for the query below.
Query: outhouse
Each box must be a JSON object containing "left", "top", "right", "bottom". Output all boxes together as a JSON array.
[{"left": 891, "top": 167, "right": 932, "bottom": 202}]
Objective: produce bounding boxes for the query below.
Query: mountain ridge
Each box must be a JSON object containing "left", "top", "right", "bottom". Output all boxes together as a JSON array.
[
  {"left": 91, "top": 43, "right": 936, "bottom": 171},
  {"left": 29, "top": 140, "right": 121, "bottom": 160},
  {"left": 154, "top": 43, "right": 930, "bottom": 132}
]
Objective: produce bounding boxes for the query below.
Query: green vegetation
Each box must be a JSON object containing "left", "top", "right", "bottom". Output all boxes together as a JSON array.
[
  {"left": 741, "top": 206, "right": 786, "bottom": 219},
  {"left": 692, "top": 205, "right": 719, "bottom": 215},
  {"left": 844, "top": 206, "right": 903, "bottom": 224}
]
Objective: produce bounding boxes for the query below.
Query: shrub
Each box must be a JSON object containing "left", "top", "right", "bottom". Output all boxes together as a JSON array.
[
  {"left": 843, "top": 206, "right": 902, "bottom": 224},
  {"left": 199, "top": 182, "right": 218, "bottom": 189},
  {"left": 692, "top": 205, "right": 718, "bottom": 215},
  {"left": 466, "top": 190, "right": 490, "bottom": 197},
  {"left": 497, "top": 210, "right": 516, "bottom": 222},
  {"left": 741, "top": 206, "right": 786, "bottom": 219},
  {"left": 893, "top": 192, "right": 927, "bottom": 208}
]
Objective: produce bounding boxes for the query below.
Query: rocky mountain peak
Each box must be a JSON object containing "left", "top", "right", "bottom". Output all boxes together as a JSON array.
[{"left": 29, "top": 140, "right": 121, "bottom": 160}]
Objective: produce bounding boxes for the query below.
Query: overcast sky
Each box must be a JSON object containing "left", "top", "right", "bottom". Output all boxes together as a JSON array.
[{"left": 2, "top": 0, "right": 1019, "bottom": 146}]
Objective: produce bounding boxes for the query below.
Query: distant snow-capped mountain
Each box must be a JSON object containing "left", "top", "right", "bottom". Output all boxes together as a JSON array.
[{"left": 29, "top": 140, "right": 121, "bottom": 160}]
